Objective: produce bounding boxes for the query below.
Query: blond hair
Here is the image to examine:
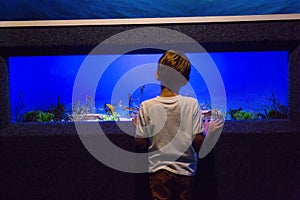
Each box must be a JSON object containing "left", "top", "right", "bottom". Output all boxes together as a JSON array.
[{"left": 157, "top": 50, "right": 191, "bottom": 88}]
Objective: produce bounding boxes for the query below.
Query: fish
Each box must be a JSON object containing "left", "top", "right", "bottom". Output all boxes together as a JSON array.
[{"left": 105, "top": 104, "right": 114, "bottom": 114}]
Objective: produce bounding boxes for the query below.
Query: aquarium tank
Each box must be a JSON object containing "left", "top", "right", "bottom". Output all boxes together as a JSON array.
[{"left": 9, "top": 51, "right": 288, "bottom": 122}]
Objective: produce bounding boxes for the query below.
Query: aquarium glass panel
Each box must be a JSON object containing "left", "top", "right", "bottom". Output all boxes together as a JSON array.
[{"left": 9, "top": 51, "right": 288, "bottom": 122}]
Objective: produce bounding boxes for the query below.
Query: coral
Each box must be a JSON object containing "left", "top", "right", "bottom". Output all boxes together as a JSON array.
[
  {"left": 69, "top": 101, "right": 89, "bottom": 121},
  {"left": 69, "top": 96, "right": 97, "bottom": 121},
  {"left": 69, "top": 96, "right": 121, "bottom": 121}
]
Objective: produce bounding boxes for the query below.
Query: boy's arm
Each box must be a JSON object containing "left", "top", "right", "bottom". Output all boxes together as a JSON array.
[
  {"left": 134, "top": 106, "right": 148, "bottom": 153},
  {"left": 192, "top": 133, "right": 205, "bottom": 154}
]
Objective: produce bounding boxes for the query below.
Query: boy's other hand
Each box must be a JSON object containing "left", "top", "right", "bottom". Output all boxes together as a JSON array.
[
  {"left": 199, "top": 118, "right": 224, "bottom": 158},
  {"left": 207, "top": 119, "right": 224, "bottom": 136}
]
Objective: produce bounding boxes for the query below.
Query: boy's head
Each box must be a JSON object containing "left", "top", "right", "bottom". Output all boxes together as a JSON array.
[{"left": 156, "top": 50, "right": 191, "bottom": 91}]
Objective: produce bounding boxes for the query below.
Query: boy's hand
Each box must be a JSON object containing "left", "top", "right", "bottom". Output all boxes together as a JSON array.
[
  {"left": 203, "top": 109, "right": 224, "bottom": 136},
  {"left": 199, "top": 118, "right": 224, "bottom": 159},
  {"left": 132, "top": 115, "right": 138, "bottom": 125},
  {"left": 206, "top": 119, "right": 224, "bottom": 136}
]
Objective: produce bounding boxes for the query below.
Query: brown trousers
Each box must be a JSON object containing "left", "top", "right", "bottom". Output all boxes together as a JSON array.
[{"left": 149, "top": 169, "right": 195, "bottom": 200}]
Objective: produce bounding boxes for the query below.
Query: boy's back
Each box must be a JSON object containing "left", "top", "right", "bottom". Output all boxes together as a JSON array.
[{"left": 137, "top": 95, "right": 203, "bottom": 176}]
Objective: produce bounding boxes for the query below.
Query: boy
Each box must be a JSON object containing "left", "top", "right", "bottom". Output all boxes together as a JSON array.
[{"left": 135, "top": 50, "right": 205, "bottom": 200}]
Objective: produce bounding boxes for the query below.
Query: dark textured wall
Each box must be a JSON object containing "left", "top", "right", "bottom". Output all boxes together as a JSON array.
[{"left": 0, "top": 20, "right": 300, "bottom": 199}]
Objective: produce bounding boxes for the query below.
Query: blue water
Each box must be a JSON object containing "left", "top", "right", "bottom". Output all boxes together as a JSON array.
[
  {"left": 9, "top": 51, "right": 288, "bottom": 121},
  {"left": 0, "top": 0, "right": 299, "bottom": 20}
]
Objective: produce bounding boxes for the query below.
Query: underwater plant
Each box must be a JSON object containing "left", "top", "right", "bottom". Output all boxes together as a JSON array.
[
  {"left": 13, "top": 90, "right": 25, "bottom": 122},
  {"left": 123, "top": 104, "right": 139, "bottom": 118},
  {"left": 227, "top": 108, "right": 255, "bottom": 120},
  {"left": 226, "top": 93, "right": 287, "bottom": 120},
  {"left": 37, "top": 111, "right": 54, "bottom": 122},
  {"left": 234, "top": 110, "right": 255, "bottom": 120},
  {"left": 23, "top": 110, "right": 54, "bottom": 122},
  {"left": 138, "top": 85, "right": 145, "bottom": 105},
  {"left": 102, "top": 112, "right": 119, "bottom": 121},
  {"left": 264, "top": 93, "right": 288, "bottom": 119},
  {"left": 23, "top": 110, "right": 41, "bottom": 122},
  {"left": 13, "top": 92, "right": 70, "bottom": 122},
  {"left": 100, "top": 104, "right": 119, "bottom": 121},
  {"left": 48, "top": 96, "right": 69, "bottom": 121},
  {"left": 254, "top": 113, "right": 267, "bottom": 120},
  {"left": 227, "top": 108, "right": 242, "bottom": 120},
  {"left": 86, "top": 95, "right": 96, "bottom": 113},
  {"left": 125, "top": 85, "right": 146, "bottom": 118}
]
